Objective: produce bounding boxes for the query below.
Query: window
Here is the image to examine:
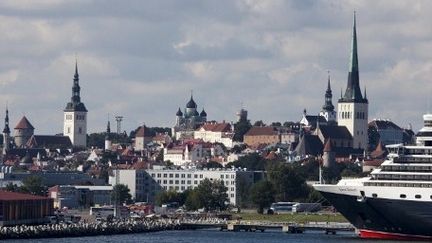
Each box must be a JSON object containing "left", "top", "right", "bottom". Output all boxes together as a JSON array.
[
  {"left": 400, "top": 194, "right": 406, "bottom": 198},
  {"left": 78, "top": 127, "right": 82, "bottom": 134},
  {"left": 415, "top": 195, "right": 421, "bottom": 199},
  {"left": 67, "top": 127, "right": 71, "bottom": 133},
  {"left": 372, "top": 193, "right": 378, "bottom": 198},
  {"left": 163, "top": 174, "right": 167, "bottom": 178}
]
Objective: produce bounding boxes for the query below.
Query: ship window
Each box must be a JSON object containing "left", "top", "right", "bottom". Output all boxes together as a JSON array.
[
  {"left": 400, "top": 194, "right": 406, "bottom": 198},
  {"left": 415, "top": 195, "right": 421, "bottom": 199},
  {"left": 372, "top": 193, "right": 377, "bottom": 198}
]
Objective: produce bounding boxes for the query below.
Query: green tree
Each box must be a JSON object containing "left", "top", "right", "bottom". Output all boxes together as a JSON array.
[
  {"left": 233, "top": 120, "right": 252, "bottom": 142},
  {"left": 21, "top": 176, "right": 45, "bottom": 195},
  {"left": 5, "top": 182, "right": 20, "bottom": 192},
  {"left": 249, "top": 180, "right": 275, "bottom": 214},
  {"left": 155, "top": 189, "right": 185, "bottom": 206},
  {"left": 202, "top": 161, "right": 223, "bottom": 169},
  {"left": 271, "top": 122, "right": 282, "bottom": 127},
  {"left": 184, "top": 190, "right": 202, "bottom": 211},
  {"left": 267, "top": 163, "right": 309, "bottom": 201},
  {"left": 111, "top": 184, "right": 132, "bottom": 205},
  {"left": 194, "top": 179, "right": 228, "bottom": 211},
  {"left": 226, "top": 153, "right": 268, "bottom": 170}
]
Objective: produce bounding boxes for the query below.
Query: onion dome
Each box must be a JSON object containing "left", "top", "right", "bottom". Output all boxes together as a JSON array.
[
  {"left": 193, "top": 110, "right": 199, "bottom": 116},
  {"left": 186, "top": 95, "right": 197, "bottom": 108},
  {"left": 200, "top": 108, "right": 207, "bottom": 117},
  {"left": 176, "top": 107, "right": 183, "bottom": 116}
]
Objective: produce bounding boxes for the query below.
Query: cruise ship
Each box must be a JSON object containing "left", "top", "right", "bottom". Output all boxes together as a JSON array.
[{"left": 314, "top": 114, "right": 432, "bottom": 240}]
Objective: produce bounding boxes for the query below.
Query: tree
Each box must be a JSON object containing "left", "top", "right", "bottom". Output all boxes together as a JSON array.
[
  {"left": 111, "top": 184, "right": 132, "bottom": 205},
  {"left": 233, "top": 120, "right": 252, "bottom": 142},
  {"left": 202, "top": 161, "right": 223, "bottom": 169},
  {"left": 21, "top": 176, "right": 45, "bottom": 195},
  {"left": 267, "top": 163, "right": 309, "bottom": 201},
  {"left": 271, "top": 122, "right": 282, "bottom": 127},
  {"left": 184, "top": 190, "right": 202, "bottom": 211},
  {"left": 249, "top": 180, "right": 275, "bottom": 214},
  {"left": 226, "top": 153, "right": 268, "bottom": 170},
  {"left": 155, "top": 189, "right": 186, "bottom": 206},
  {"left": 193, "top": 179, "right": 228, "bottom": 211},
  {"left": 5, "top": 182, "right": 20, "bottom": 192},
  {"left": 253, "top": 120, "right": 265, "bottom": 127}
]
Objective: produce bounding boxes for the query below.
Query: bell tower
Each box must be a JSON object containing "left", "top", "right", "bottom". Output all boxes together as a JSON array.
[{"left": 63, "top": 60, "right": 88, "bottom": 148}]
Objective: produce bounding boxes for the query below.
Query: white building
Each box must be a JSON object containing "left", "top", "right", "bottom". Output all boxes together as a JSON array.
[
  {"left": 63, "top": 62, "right": 88, "bottom": 148},
  {"left": 109, "top": 167, "right": 262, "bottom": 206},
  {"left": 163, "top": 141, "right": 224, "bottom": 166},
  {"left": 194, "top": 122, "right": 234, "bottom": 148}
]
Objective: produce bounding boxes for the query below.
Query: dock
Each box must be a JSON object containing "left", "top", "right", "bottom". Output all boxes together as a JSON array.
[{"left": 181, "top": 221, "right": 354, "bottom": 234}]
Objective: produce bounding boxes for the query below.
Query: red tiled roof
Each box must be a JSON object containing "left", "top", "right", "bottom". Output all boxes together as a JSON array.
[
  {"left": 198, "top": 123, "right": 231, "bottom": 132},
  {"left": 14, "top": 116, "right": 34, "bottom": 130},
  {"left": 135, "top": 125, "right": 152, "bottom": 137},
  {"left": 245, "top": 126, "right": 277, "bottom": 136},
  {"left": 0, "top": 190, "right": 49, "bottom": 201}
]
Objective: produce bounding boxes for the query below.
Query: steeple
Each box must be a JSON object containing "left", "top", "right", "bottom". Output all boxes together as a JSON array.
[
  {"left": 3, "top": 105, "right": 10, "bottom": 134},
  {"left": 105, "top": 120, "right": 111, "bottom": 140},
  {"left": 64, "top": 60, "right": 87, "bottom": 112},
  {"left": 322, "top": 72, "right": 334, "bottom": 112},
  {"left": 105, "top": 119, "right": 112, "bottom": 151},
  {"left": 340, "top": 12, "right": 367, "bottom": 103}
]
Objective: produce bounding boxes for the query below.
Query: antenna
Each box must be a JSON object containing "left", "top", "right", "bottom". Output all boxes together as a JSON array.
[{"left": 115, "top": 116, "right": 123, "bottom": 134}]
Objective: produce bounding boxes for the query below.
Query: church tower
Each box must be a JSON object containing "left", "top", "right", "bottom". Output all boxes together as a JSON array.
[
  {"left": 320, "top": 72, "right": 336, "bottom": 123},
  {"left": 2, "top": 107, "right": 10, "bottom": 154},
  {"left": 337, "top": 12, "right": 368, "bottom": 150},
  {"left": 105, "top": 120, "right": 111, "bottom": 151},
  {"left": 64, "top": 61, "right": 88, "bottom": 148}
]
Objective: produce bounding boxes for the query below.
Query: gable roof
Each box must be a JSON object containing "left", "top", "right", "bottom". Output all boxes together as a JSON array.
[
  {"left": 369, "top": 120, "right": 402, "bottom": 131},
  {"left": 0, "top": 190, "right": 49, "bottom": 201},
  {"left": 295, "top": 134, "right": 323, "bottom": 157},
  {"left": 198, "top": 123, "right": 231, "bottom": 132},
  {"left": 15, "top": 116, "right": 34, "bottom": 130},
  {"left": 318, "top": 125, "right": 352, "bottom": 140},
  {"left": 245, "top": 126, "right": 278, "bottom": 136},
  {"left": 26, "top": 135, "right": 72, "bottom": 149}
]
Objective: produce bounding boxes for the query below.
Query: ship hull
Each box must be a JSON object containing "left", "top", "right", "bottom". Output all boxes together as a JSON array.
[{"left": 319, "top": 191, "right": 432, "bottom": 240}]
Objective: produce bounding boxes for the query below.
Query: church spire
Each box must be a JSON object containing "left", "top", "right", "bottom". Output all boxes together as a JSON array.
[
  {"left": 64, "top": 60, "right": 87, "bottom": 112},
  {"left": 72, "top": 59, "right": 81, "bottom": 103},
  {"left": 322, "top": 72, "right": 334, "bottom": 112},
  {"left": 105, "top": 120, "right": 111, "bottom": 140},
  {"left": 340, "top": 11, "right": 366, "bottom": 103},
  {"left": 3, "top": 105, "right": 10, "bottom": 134}
]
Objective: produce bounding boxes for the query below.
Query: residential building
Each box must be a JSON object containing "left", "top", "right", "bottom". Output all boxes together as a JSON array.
[
  {"left": 109, "top": 167, "right": 263, "bottom": 205},
  {"left": 194, "top": 122, "right": 234, "bottom": 148},
  {"left": 48, "top": 185, "right": 113, "bottom": 209},
  {"left": 243, "top": 126, "right": 280, "bottom": 147}
]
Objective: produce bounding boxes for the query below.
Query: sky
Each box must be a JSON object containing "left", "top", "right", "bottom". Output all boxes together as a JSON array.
[{"left": 0, "top": 0, "right": 431, "bottom": 134}]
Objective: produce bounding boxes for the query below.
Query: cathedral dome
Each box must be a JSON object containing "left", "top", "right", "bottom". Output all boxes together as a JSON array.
[
  {"left": 186, "top": 96, "right": 197, "bottom": 108},
  {"left": 176, "top": 107, "right": 183, "bottom": 116},
  {"left": 193, "top": 110, "right": 199, "bottom": 116},
  {"left": 200, "top": 109, "right": 207, "bottom": 117}
]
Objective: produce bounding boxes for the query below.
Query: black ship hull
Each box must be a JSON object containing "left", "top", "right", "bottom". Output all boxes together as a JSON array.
[{"left": 320, "top": 191, "right": 432, "bottom": 240}]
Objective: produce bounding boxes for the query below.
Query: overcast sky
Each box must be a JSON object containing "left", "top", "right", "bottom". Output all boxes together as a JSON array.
[{"left": 0, "top": 0, "right": 431, "bottom": 134}]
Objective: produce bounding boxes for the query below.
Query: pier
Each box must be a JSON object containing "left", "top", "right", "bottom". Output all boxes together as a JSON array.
[{"left": 182, "top": 221, "right": 354, "bottom": 234}]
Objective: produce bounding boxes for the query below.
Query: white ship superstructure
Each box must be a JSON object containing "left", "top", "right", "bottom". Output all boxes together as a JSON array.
[{"left": 314, "top": 114, "right": 432, "bottom": 240}]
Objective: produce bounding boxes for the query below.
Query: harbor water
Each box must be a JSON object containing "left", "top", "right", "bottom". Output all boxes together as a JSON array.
[{"left": 7, "top": 229, "right": 406, "bottom": 243}]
